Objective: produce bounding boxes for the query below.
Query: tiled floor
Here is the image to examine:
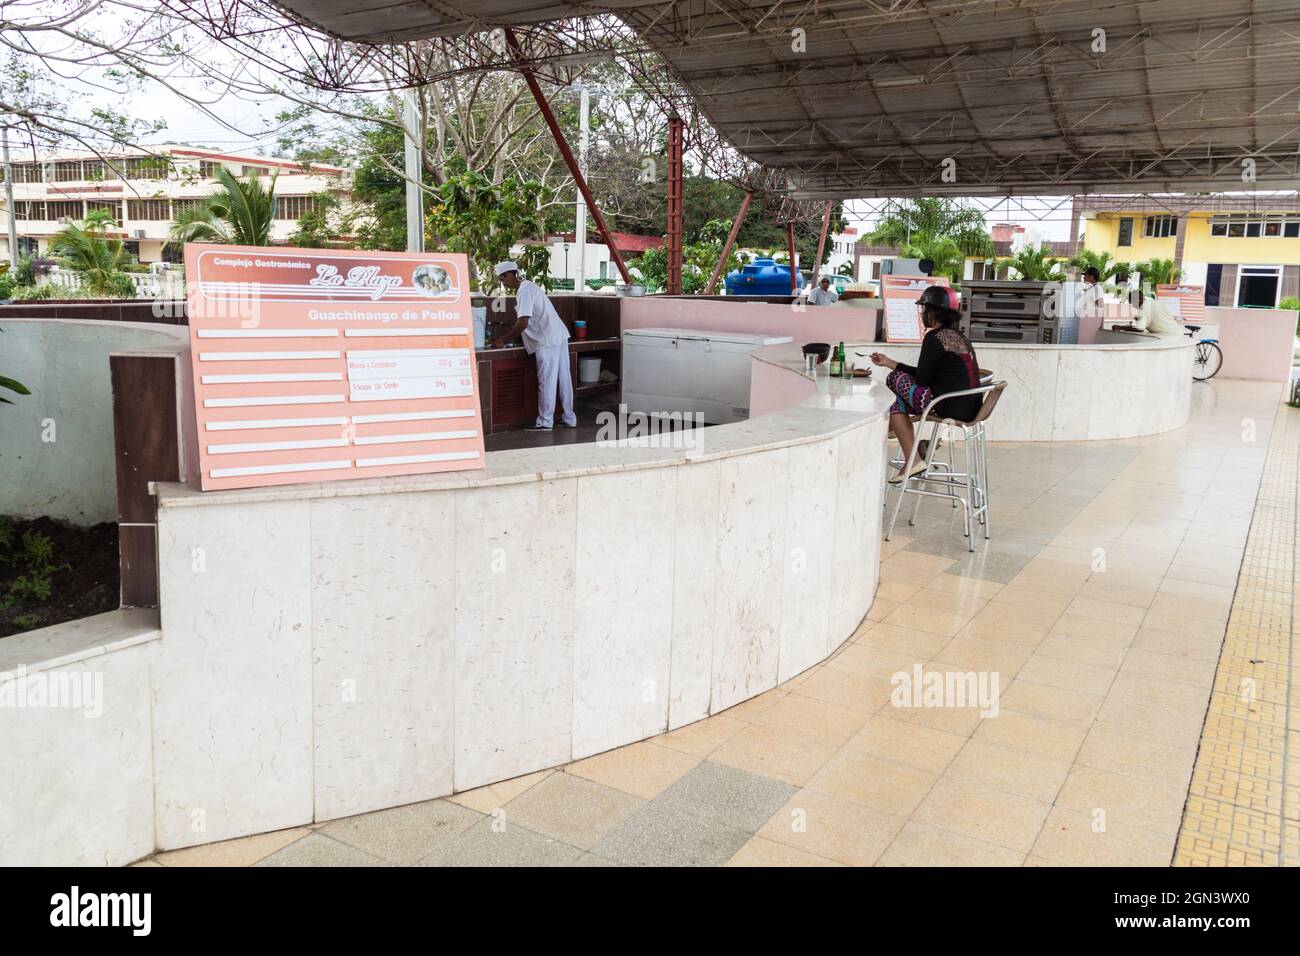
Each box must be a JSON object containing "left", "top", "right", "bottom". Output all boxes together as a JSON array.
[{"left": 142, "top": 379, "right": 1299, "bottom": 868}]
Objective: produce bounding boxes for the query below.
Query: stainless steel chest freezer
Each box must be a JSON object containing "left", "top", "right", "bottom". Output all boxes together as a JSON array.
[{"left": 621, "top": 328, "right": 794, "bottom": 424}]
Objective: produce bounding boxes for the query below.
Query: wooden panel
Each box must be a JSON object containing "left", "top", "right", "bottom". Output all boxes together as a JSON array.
[
  {"left": 491, "top": 358, "right": 530, "bottom": 430},
  {"left": 110, "top": 354, "right": 181, "bottom": 607}
]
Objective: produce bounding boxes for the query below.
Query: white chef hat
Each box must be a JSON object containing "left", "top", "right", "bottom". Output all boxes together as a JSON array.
[{"left": 493, "top": 260, "right": 520, "bottom": 277}]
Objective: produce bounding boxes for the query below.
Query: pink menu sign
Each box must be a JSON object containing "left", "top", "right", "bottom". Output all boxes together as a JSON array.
[{"left": 184, "top": 244, "right": 485, "bottom": 491}]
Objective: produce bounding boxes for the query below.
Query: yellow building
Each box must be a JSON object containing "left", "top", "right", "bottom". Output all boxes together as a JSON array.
[{"left": 1075, "top": 195, "right": 1300, "bottom": 308}]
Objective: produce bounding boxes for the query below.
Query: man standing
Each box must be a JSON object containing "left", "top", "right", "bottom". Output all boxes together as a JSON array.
[
  {"left": 492, "top": 261, "right": 577, "bottom": 431},
  {"left": 809, "top": 276, "right": 839, "bottom": 305},
  {"left": 1075, "top": 266, "right": 1106, "bottom": 320}
]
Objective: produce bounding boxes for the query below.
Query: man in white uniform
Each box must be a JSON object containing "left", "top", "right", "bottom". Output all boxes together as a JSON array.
[
  {"left": 1128, "top": 290, "right": 1183, "bottom": 337},
  {"left": 1075, "top": 266, "right": 1106, "bottom": 320},
  {"left": 809, "top": 276, "right": 839, "bottom": 305},
  {"left": 492, "top": 261, "right": 577, "bottom": 431}
]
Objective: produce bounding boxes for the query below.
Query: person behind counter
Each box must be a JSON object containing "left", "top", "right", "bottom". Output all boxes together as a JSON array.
[
  {"left": 870, "top": 286, "right": 982, "bottom": 484},
  {"left": 1125, "top": 289, "right": 1183, "bottom": 337},
  {"left": 491, "top": 260, "right": 577, "bottom": 432},
  {"left": 1076, "top": 266, "right": 1106, "bottom": 320},
  {"left": 809, "top": 276, "right": 839, "bottom": 306}
]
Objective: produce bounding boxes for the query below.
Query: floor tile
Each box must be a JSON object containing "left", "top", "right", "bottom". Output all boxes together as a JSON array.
[
  {"left": 319, "top": 799, "right": 482, "bottom": 865},
  {"left": 725, "top": 834, "right": 843, "bottom": 867},
  {"left": 877, "top": 821, "right": 1025, "bottom": 866},
  {"left": 589, "top": 802, "right": 752, "bottom": 867},
  {"left": 418, "top": 817, "right": 585, "bottom": 867},
  {"left": 756, "top": 788, "right": 906, "bottom": 866},
  {"left": 501, "top": 773, "right": 645, "bottom": 850},
  {"left": 154, "top": 827, "right": 311, "bottom": 867},
  {"left": 566, "top": 741, "right": 700, "bottom": 799},
  {"left": 807, "top": 749, "right": 937, "bottom": 816},
  {"left": 257, "top": 832, "right": 389, "bottom": 867},
  {"left": 912, "top": 778, "right": 1051, "bottom": 854},
  {"left": 652, "top": 760, "right": 797, "bottom": 833}
]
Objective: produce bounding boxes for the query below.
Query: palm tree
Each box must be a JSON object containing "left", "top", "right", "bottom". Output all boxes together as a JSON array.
[
  {"left": 48, "top": 217, "right": 136, "bottom": 296},
  {"left": 999, "top": 244, "right": 1066, "bottom": 282},
  {"left": 1067, "top": 248, "right": 1125, "bottom": 282},
  {"left": 1132, "top": 257, "right": 1182, "bottom": 288},
  {"left": 867, "top": 198, "right": 994, "bottom": 256},
  {"left": 167, "top": 167, "right": 277, "bottom": 249}
]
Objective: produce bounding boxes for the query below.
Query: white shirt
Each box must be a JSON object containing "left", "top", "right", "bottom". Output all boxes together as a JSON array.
[
  {"left": 809, "top": 286, "right": 839, "bottom": 305},
  {"left": 1133, "top": 298, "right": 1183, "bottom": 337},
  {"left": 515, "top": 280, "right": 570, "bottom": 354}
]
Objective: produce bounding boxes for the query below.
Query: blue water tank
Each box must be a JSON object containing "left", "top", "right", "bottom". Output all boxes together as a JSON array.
[{"left": 725, "top": 257, "right": 804, "bottom": 295}]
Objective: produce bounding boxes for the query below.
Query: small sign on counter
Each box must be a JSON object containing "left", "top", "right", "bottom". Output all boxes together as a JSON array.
[{"left": 880, "top": 274, "right": 950, "bottom": 343}]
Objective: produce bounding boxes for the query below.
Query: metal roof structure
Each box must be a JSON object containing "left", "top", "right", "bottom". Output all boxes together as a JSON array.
[{"left": 251, "top": 1, "right": 1300, "bottom": 198}]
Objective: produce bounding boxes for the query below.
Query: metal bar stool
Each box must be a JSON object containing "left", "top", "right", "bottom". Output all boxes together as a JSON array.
[{"left": 885, "top": 380, "right": 1007, "bottom": 552}]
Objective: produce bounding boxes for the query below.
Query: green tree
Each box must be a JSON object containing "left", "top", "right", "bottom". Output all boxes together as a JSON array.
[
  {"left": 425, "top": 170, "right": 553, "bottom": 292},
  {"left": 167, "top": 167, "right": 278, "bottom": 249},
  {"left": 48, "top": 217, "right": 138, "bottom": 297},
  {"left": 866, "top": 198, "right": 994, "bottom": 259},
  {"left": 1131, "top": 258, "right": 1182, "bottom": 288},
  {"left": 286, "top": 193, "right": 345, "bottom": 248},
  {"left": 1, "top": 329, "right": 30, "bottom": 405},
  {"left": 1067, "top": 248, "right": 1125, "bottom": 281},
  {"left": 999, "top": 244, "right": 1066, "bottom": 282}
]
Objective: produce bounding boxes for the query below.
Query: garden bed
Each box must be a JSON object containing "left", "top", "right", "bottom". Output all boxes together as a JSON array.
[{"left": 0, "top": 516, "right": 119, "bottom": 638}]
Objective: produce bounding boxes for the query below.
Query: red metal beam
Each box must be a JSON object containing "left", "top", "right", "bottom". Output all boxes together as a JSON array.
[
  {"left": 786, "top": 222, "right": 798, "bottom": 294},
  {"left": 810, "top": 201, "right": 833, "bottom": 290},
  {"left": 705, "top": 190, "right": 752, "bottom": 295},
  {"left": 666, "top": 114, "right": 684, "bottom": 295},
  {"left": 503, "top": 28, "right": 631, "bottom": 285}
]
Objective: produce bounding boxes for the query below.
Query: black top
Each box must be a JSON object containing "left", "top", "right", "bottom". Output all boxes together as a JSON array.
[{"left": 895, "top": 328, "right": 982, "bottom": 421}]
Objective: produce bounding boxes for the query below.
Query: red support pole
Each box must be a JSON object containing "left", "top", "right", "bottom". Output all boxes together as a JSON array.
[
  {"left": 666, "top": 114, "right": 685, "bottom": 295},
  {"left": 503, "top": 29, "right": 631, "bottom": 284},
  {"left": 705, "top": 190, "right": 751, "bottom": 295},
  {"left": 786, "top": 222, "right": 798, "bottom": 294},
  {"left": 811, "top": 201, "right": 833, "bottom": 289}
]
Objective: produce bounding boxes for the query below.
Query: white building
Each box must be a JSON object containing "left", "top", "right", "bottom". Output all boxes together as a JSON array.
[{"left": 0, "top": 145, "right": 349, "bottom": 265}]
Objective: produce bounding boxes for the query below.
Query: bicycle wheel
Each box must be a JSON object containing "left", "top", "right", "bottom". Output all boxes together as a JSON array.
[{"left": 1192, "top": 341, "right": 1223, "bottom": 381}]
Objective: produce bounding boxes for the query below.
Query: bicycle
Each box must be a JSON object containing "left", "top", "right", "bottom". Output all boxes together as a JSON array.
[{"left": 1184, "top": 324, "right": 1223, "bottom": 381}]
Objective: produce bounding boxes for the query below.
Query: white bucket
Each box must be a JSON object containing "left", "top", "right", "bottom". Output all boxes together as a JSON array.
[
  {"left": 577, "top": 355, "right": 602, "bottom": 384},
  {"left": 471, "top": 307, "right": 487, "bottom": 350}
]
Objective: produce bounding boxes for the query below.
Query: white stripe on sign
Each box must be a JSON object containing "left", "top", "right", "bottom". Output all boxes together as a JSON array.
[
  {"left": 202, "top": 373, "right": 343, "bottom": 384},
  {"left": 344, "top": 327, "right": 469, "bottom": 337},
  {"left": 199, "top": 351, "right": 340, "bottom": 361},
  {"left": 208, "top": 437, "right": 349, "bottom": 454},
  {"left": 204, "top": 394, "right": 345, "bottom": 408},
  {"left": 210, "top": 460, "right": 351, "bottom": 478},
  {"left": 350, "top": 409, "right": 475, "bottom": 424},
  {"left": 206, "top": 416, "right": 348, "bottom": 431},
  {"left": 352, "top": 430, "right": 478, "bottom": 446},
  {"left": 355, "top": 451, "right": 480, "bottom": 467},
  {"left": 196, "top": 329, "right": 339, "bottom": 338}
]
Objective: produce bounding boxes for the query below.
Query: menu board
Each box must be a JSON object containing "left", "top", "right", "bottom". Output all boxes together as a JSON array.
[
  {"left": 880, "top": 274, "right": 950, "bottom": 343},
  {"left": 1156, "top": 284, "right": 1205, "bottom": 324},
  {"left": 184, "top": 244, "right": 485, "bottom": 491}
]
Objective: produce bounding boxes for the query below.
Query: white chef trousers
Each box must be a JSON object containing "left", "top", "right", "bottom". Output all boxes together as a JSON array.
[{"left": 533, "top": 343, "right": 576, "bottom": 428}]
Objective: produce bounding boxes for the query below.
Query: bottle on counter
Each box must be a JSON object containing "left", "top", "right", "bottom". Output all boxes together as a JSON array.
[{"left": 829, "top": 341, "right": 843, "bottom": 377}]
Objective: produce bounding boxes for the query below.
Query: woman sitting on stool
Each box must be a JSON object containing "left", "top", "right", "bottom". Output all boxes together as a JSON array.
[{"left": 870, "top": 285, "right": 982, "bottom": 484}]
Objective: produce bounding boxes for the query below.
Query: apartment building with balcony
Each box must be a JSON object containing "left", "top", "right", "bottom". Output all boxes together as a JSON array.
[
  {"left": 1073, "top": 193, "right": 1300, "bottom": 307},
  {"left": 0, "top": 145, "right": 349, "bottom": 265}
]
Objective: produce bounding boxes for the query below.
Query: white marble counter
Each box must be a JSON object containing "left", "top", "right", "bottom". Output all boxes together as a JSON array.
[
  {"left": 751, "top": 336, "right": 1194, "bottom": 442},
  {"left": 139, "top": 364, "right": 893, "bottom": 852}
]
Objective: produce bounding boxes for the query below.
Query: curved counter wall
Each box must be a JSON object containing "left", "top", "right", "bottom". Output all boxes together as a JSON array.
[
  {"left": 138, "top": 376, "right": 894, "bottom": 850},
  {"left": 751, "top": 336, "right": 1195, "bottom": 442}
]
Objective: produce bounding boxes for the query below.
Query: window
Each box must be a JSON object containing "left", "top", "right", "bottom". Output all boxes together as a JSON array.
[
  {"left": 11, "top": 163, "right": 43, "bottom": 183},
  {"left": 199, "top": 160, "right": 224, "bottom": 178},
  {"left": 242, "top": 165, "right": 271, "bottom": 177},
  {"left": 1143, "top": 215, "right": 1177, "bottom": 238},
  {"left": 122, "top": 156, "right": 170, "bottom": 180},
  {"left": 50, "top": 161, "right": 85, "bottom": 182},
  {"left": 1246, "top": 222, "right": 1261, "bottom": 237},
  {"left": 274, "top": 194, "right": 321, "bottom": 220},
  {"left": 46, "top": 200, "right": 83, "bottom": 221},
  {"left": 1117, "top": 218, "right": 1133, "bottom": 246},
  {"left": 12, "top": 201, "right": 43, "bottom": 220},
  {"left": 1286, "top": 222, "right": 1300, "bottom": 238},
  {"left": 82, "top": 160, "right": 107, "bottom": 181},
  {"left": 86, "top": 199, "right": 122, "bottom": 217},
  {"left": 1210, "top": 221, "right": 1228, "bottom": 237},
  {"left": 171, "top": 198, "right": 204, "bottom": 217},
  {"left": 1264, "top": 221, "right": 1281, "bottom": 237},
  {"left": 126, "top": 199, "right": 170, "bottom": 220},
  {"left": 1228, "top": 222, "right": 1245, "bottom": 237}
]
